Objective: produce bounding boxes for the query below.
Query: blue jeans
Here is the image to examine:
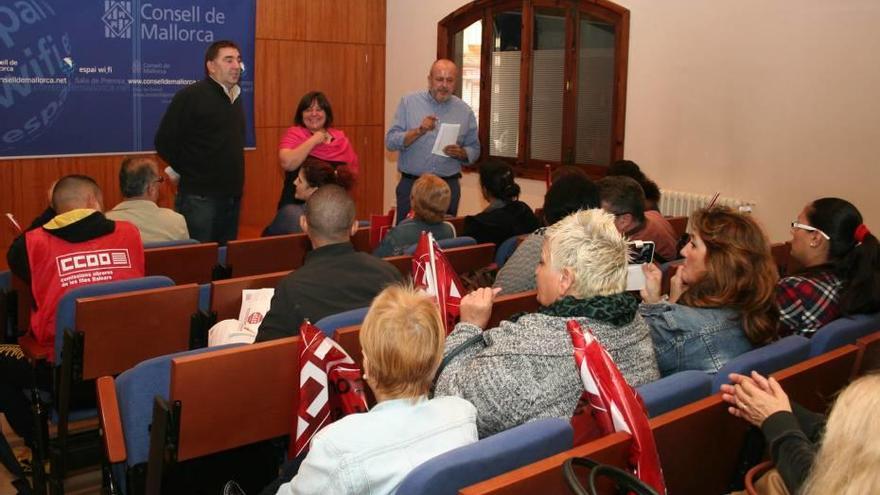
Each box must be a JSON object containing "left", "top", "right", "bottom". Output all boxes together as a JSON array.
[
  {"left": 396, "top": 174, "right": 461, "bottom": 224},
  {"left": 175, "top": 193, "right": 241, "bottom": 245}
]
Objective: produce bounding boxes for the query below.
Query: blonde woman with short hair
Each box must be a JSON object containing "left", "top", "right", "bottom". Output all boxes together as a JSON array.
[
  {"left": 278, "top": 285, "right": 477, "bottom": 495},
  {"left": 435, "top": 209, "right": 660, "bottom": 438}
]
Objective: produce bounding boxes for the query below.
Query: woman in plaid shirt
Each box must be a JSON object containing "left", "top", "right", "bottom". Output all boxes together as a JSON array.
[{"left": 777, "top": 198, "right": 880, "bottom": 336}]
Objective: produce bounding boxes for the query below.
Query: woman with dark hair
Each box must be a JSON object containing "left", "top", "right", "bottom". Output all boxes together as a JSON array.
[
  {"left": 264, "top": 92, "right": 359, "bottom": 234},
  {"left": 263, "top": 157, "right": 355, "bottom": 235},
  {"left": 462, "top": 160, "right": 540, "bottom": 246},
  {"left": 607, "top": 160, "right": 661, "bottom": 211},
  {"left": 777, "top": 197, "right": 880, "bottom": 336},
  {"left": 640, "top": 206, "right": 779, "bottom": 375},
  {"left": 493, "top": 174, "right": 599, "bottom": 295}
]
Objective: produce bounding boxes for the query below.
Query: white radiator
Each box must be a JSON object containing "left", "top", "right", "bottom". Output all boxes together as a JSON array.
[{"left": 658, "top": 190, "right": 753, "bottom": 218}]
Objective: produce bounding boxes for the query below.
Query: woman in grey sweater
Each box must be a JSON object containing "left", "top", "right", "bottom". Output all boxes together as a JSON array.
[{"left": 434, "top": 209, "right": 660, "bottom": 438}]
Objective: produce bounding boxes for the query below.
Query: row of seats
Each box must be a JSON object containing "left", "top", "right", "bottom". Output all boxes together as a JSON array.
[
  {"left": 459, "top": 336, "right": 878, "bottom": 495},
  {"left": 93, "top": 322, "right": 878, "bottom": 494}
]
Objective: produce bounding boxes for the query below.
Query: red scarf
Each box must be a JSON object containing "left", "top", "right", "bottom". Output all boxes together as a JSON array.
[{"left": 281, "top": 126, "right": 360, "bottom": 175}]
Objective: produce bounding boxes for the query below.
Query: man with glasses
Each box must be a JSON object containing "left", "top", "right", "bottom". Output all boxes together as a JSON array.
[
  {"left": 597, "top": 176, "right": 679, "bottom": 262},
  {"left": 105, "top": 157, "right": 190, "bottom": 244}
]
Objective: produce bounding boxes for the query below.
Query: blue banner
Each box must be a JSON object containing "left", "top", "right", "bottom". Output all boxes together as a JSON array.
[{"left": 0, "top": 0, "right": 256, "bottom": 158}]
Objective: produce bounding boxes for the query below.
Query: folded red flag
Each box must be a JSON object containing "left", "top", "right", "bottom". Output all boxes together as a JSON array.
[
  {"left": 411, "top": 231, "right": 464, "bottom": 335},
  {"left": 567, "top": 320, "right": 666, "bottom": 494},
  {"left": 292, "top": 321, "right": 369, "bottom": 457},
  {"left": 369, "top": 207, "right": 396, "bottom": 250}
]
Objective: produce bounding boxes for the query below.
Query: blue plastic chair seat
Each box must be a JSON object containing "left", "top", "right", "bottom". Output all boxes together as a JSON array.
[
  {"left": 396, "top": 418, "right": 573, "bottom": 495},
  {"left": 637, "top": 370, "right": 712, "bottom": 417},
  {"left": 808, "top": 312, "right": 880, "bottom": 357},
  {"left": 314, "top": 307, "right": 370, "bottom": 336},
  {"left": 711, "top": 335, "right": 811, "bottom": 391}
]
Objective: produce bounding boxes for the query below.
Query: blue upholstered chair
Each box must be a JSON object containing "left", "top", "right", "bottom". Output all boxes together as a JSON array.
[
  {"left": 494, "top": 235, "right": 522, "bottom": 269},
  {"left": 637, "top": 370, "right": 713, "bottom": 417},
  {"left": 808, "top": 312, "right": 880, "bottom": 357},
  {"left": 403, "top": 236, "right": 477, "bottom": 255},
  {"left": 396, "top": 418, "right": 573, "bottom": 495},
  {"left": 104, "top": 345, "right": 236, "bottom": 494},
  {"left": 314, "top": 306, "right": 370, "bottom": 336},
  {"left": 28, "top": 276, "right": 177, "bottom": 490},
  {"left": 711, "top": 335, "right": 811, "bottom": 392}
]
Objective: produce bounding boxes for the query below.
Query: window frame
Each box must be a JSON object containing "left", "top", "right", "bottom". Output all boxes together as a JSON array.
[{"left": 438, "top": 0, "right": 629, "bottom": 180}]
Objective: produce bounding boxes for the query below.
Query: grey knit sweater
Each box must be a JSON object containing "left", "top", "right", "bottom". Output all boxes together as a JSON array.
[{"left": 434, "top": 312, "right": 660, "bottom": 438}]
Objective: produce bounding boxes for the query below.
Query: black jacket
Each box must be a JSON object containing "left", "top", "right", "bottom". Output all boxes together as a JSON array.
[
  {"left": 154, "top": 78, "right": 245, "bottom": 197},
  {"left": 761, "top": 402, "right": 826, "bottom": 494},
  {"left": 463, "top": 200, "right": 540, "bottom": 246},
  {"left": 255, "top": 242, "right": 403, "bottom": 342}
]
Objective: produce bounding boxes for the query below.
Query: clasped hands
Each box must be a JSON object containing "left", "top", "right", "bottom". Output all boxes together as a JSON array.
[{"left": 720, "top": 371, "right": 792, "bottom": 428}]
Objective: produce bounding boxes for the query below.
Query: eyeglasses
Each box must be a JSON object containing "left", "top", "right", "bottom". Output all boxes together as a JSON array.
[{"left": 791, "top": 221, "right": 830, "bottom": 240}]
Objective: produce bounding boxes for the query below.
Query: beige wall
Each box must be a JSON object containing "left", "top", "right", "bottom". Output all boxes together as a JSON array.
[{"left": 385, "top": 0, "right": 880, "bottom": 241}]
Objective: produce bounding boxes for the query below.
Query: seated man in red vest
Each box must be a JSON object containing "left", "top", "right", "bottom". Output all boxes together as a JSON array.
[{"left": 1, "top": 174, "right": 144, "bottom": 481}]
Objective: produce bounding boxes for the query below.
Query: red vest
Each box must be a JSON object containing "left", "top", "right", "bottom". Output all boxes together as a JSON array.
[{"left": 25, "top": 220, "right": 145, "bottom": 350}]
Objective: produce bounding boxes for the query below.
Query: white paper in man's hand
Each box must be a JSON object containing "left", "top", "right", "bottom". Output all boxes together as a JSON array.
[{"left": 431, "top": 123, "right": 461, "bottom": 156}]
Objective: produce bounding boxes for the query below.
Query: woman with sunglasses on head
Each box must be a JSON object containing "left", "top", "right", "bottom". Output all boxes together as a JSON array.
[
  {"left": 640, "top": 206, "right": 779, "bottom": 375},
  {"left": 777, "top": 198, "right": 880, "bottom": 336}
]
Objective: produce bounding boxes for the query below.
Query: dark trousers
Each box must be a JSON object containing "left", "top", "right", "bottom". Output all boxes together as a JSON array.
[
  {"left": 395, "top": 174, "right": 461, "bottom": 224},
  {"left": 0, "top": 345, "right": 36, "bottom": 447},
  {"left": 176, "top": 193, "right": 241, "bottom": 245}
]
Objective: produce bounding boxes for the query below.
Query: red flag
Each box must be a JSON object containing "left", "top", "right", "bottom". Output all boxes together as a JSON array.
[
  {"left": 567, "top": 320, "right": 666, "bottom": 494},
  {"left": 411, "top": 232, "right": 464, "bottom": 335},
  {"left": 369, "top": 208, "right": 396, "bottom": 250},
  {"left": 293, "top": 321, "right": 369, "bottom": 457}
]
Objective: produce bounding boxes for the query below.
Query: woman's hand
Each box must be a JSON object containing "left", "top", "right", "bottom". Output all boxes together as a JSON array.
[
  {"left": 311, "top": 129, "right": 331, "bottom": 144},
  {"left": 720, "top": 372, "right": 791, "bottom": 427},
  {"left": 459, "top": 287, "right": 502, "bottom": 329},
  {"left": 668, "top": 267, "right": 688, "bottom": 303},
  {"left": 640, "top": 263, "right": 664, "bottom": 304}
]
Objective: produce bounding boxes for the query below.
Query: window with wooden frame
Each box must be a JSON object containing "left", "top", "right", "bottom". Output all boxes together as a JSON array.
[{"left": 439, "top": 0, "right": 629, "bottom": 179}]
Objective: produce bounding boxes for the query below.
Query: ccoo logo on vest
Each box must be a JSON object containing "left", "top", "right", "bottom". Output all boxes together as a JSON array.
[{"left": 56, "top": 248, "right": 131, "bottom": 278}]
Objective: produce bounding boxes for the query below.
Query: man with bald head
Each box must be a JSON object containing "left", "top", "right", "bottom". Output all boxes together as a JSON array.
[
  {"left": 255, "top": 185, "right": 403, "bottom": 342},
  {"left": 386, "top": 59, "right": 480, "bottom": 223},
  {"left": 2, "top": 175, "right": 144, "bottom": 471}
]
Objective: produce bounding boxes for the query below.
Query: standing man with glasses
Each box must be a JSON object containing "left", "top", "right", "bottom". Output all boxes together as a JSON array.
[
  {"left": 105, "top": 157, "right": 190, "bottom": 244},
  {"left": 386, "top": 59, "right": 480, "bottom": 223},
  {"left": 155, "top": 40, "right": 246, "bottom": 244}
]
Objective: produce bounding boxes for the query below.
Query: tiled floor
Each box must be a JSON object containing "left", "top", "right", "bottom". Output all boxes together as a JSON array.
[{"left": 0, "top": 416, "right": 101, "bottom": 495}]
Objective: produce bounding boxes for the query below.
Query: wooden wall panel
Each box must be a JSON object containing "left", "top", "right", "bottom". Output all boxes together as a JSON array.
[{"left": 0, "top": 0, "right": 386, "bottom": 270}]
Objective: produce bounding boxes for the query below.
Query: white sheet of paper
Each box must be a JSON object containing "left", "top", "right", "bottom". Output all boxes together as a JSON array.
[{"left": 431, "top": 123, "right": 461, "bottom": 156}]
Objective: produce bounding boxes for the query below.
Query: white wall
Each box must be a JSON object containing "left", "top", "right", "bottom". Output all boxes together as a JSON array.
[{"left": 385, "top": 0, "right": 880, "bottom": 241}]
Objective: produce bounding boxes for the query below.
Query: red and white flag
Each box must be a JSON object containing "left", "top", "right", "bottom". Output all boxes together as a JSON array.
[
  {"left": 369, "top": 207, "right": 396, "bottom": 250},
  {"left": 567, "top": 320, "right": 666, "bottom": 494},
  {"left": 411, "top": 231, "right": 464, "bottom": 335},
  {"left": 292, "top": 321, "right": 369, "bottom": 457}
]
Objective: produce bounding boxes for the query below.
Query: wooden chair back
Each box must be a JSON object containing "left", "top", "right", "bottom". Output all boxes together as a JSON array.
[
  {"left": 444, "top": 243, "right": 496, "bottom": 275},
  {"left": 665, "top": 216, "right": 688, "bottom": 239},
  {"left": 78, "top": 284, "right": 200, "bottom": 379},
  {"left": 855, "top": 331, "right": 880, "bottom": 375},
  {"left": 772, "top": 344, "right": 859, "bottom": 412},
  {"left": 487, "top": 291, "right": 539, "bottom": 329},
  {"left": 225, "top": 234, "right": 309, "bottom": 278},
  {"left": 168, "top": 337, "right": 300, "bottom": 461},
  {"left": 144, "top": 242, "right": 218, "bottom": 284},
  {"left": 209, "top": 270, "right": 290, "bottom": 320},
  {"left": 351, "top": 227, "right": 371, "bottom": 253}
]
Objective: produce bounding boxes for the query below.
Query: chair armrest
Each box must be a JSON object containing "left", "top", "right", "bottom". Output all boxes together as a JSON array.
[
  {"left": 96, "top": 376, "right": 128, "bottom": 464},
  {"left": 744, "top": 460, "right": 774, "bottom": 495},
  {"left": 17, "top": 334, "right": 51, "bottom": 362}
]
